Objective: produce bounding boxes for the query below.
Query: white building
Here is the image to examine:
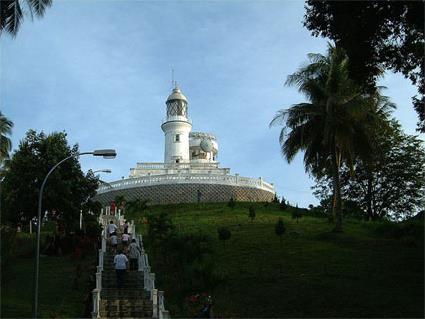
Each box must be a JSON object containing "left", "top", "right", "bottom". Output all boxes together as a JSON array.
[{"left": 95, "top": 86, "right": 275, "bottom": 205}]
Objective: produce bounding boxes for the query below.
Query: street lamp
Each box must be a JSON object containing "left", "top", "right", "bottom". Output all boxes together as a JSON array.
[
  {"left": 92, "top": 169, "right": 112, "bottom": 174},
  {"left": 80, "top": 169, "right": 112, "bottom": 228},
  {"left": 33, "top": 149, "right": 116, "bottom": 318}
]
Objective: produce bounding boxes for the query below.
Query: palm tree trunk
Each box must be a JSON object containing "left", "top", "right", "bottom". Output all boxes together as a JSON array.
[
  {"left": 332, "top": 149, "right": 343, "bottom": 232},
  {"left": 366, "top": 171, "right": 373, "bottom": 221}
]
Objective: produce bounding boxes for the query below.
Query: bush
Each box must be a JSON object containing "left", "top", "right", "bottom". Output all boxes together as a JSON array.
[
  {"left": 279, "top": 198, "right": 288, "bottom": 211},
  {"left": 227, "top": 197, "right": 236, "bottom": 210},
  {"left": 291, "top": 209, "right": 302, "bottom": 223},
  {"left": 1, "top": 225, "right": 16, "bottom": 271},
  {"left": 275, "top": 218, "right": 286, "bottom": 244},
  {"left": 374, "top": 221, "right": 424, "bottom": 243},
  {"left": 217, "top": 227, "right": 231, "bottom": 248},
  {"left": 248, "top": 206, "right": 256, "bottom": 223}
]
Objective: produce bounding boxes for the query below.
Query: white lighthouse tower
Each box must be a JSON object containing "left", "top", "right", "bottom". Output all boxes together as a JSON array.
[{"left": 161, "top": 85, "right": 192, "bottom": 163}]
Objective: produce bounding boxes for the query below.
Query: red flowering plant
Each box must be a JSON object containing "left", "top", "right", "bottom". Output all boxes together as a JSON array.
[{"left": 185, "top": 292, "right": 213, "bottom": 317}]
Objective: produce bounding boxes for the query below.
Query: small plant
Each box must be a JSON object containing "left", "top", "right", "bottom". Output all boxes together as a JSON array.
[
  {"left": 275, "top": 218, "right": 286, "bottom": 244},
  {"left": 228, "top": 197, "right": 236, "bottom": 210},
  {"left": 279, "top": 197, "right": 288, "bottom": 211},
  {"left": 248, "top": 206, "right": 256, "bottom": 223},
  {"left": 292, "top": 205, "right": 302, "bottom": 224},
  {"left": 217, "top": 227, "right": 231, "bottom": 248}
]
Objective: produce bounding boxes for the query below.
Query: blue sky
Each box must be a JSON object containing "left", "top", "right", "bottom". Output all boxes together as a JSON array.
[{"left": 1, "top": 0, "right": 421, "bottom": 207}]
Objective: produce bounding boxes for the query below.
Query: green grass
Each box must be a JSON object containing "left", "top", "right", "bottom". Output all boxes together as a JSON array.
[
  {"left": 1, "top": 233, "right": 95, "bottom": 318},
  {"left": 127, "top": 202, "right": 424, "bottom": 318}
]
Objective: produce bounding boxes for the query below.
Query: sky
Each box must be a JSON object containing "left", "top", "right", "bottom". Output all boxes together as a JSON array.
[{"left": 1, "top": 0, "right": 422, "bottom": 207}]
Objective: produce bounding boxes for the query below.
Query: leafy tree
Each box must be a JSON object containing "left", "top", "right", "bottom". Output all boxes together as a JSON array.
[
  {"left": 272, "top": 194, "right": 279, "bottom": 203},
  {"left": 227, "top": 197, "right": 235, "bottom": 210},
  {"left": 271, "top": 44, "right": 383, "bottom": 232},
  {"left": 114, "top": 195, "right": 126, "bottom": 213},
  {"left": 1, "top": 0, "right": 53, "bottom": 37},
  {"left": 279, "top": 197, "right": 288, "bottom": 211},
  {"left": 0, "top": 111, "right": 13, "bottom": 164},
  {"left": 147, "top": 212, "right": 174, "bottom": 242},
  {"left": 248, "top": 206, "right": 256, "bottom": 223},
  {"left": 275, "top": 218, "right": 286, "bottom": 244},
  {"left": 304, "top": 1, "right": 425, "bottom": 132},
  {"left": 1, "top": 130, "right": 99, "bottom": 231},
  {"left": 217, "top": 227, "right": 231, "bottom": 248},
  {"left": 126, "top": 198, "right": 149, "bottom": 215},
  {"left": 314, "top": 119, "right": 425, "bottom": 221}
]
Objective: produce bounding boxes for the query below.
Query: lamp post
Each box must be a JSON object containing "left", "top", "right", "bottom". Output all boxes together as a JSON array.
[
  {"left": 33, "top": 149, "right": 116, "bottom": 318},
  {"left": 80, "top": 169, "right": 112, "bottom": 229}
]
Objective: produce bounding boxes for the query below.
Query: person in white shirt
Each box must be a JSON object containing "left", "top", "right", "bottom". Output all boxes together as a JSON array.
[
  {"left": 121, "top": 232, "right": 131, "bottom": 247},
  {"left": 110, "top": 232, "right": 118, "bottom": 254},
  {"left": 128, "top": 239, "right": 141, "bottom": 271},
  {"left": 107, "top": 221, "right": 118, "bottom": 237},
  {"left": 113, "top": 250, "right": 128, "bottom": 288}
]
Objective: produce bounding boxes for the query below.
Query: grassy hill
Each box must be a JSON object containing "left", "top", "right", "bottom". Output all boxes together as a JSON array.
[
  {"left": 126, "top": 202, "right": 424, "bottom": 318},
  {"left": 1, "top": 232, "right": 95, "bottom": 318}
]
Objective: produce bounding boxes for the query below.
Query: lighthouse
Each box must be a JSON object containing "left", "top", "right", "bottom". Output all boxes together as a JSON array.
[
  {"left": 96, "top": 83, "right": 276, "bottom": 205},
  {"left": 161, "top": 85, "right": 192, "bottom": 163}
]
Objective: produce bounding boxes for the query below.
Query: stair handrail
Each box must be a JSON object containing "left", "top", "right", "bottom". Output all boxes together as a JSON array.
[{"left": 130, "top": 216, "right": 169, "bottom": 318}]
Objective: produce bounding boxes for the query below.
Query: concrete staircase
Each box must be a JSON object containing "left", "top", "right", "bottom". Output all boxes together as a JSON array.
[
  {"left": 92, "top": 211, "right": 170, "bottom": 319},
  {"left": 99, "top": 243, "right": 153, "bottom": 318}
]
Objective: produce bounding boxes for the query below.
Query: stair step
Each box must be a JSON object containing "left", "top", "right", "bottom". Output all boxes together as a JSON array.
[{"left": 99, "top": 311, "right": 153, "bottom": 317}]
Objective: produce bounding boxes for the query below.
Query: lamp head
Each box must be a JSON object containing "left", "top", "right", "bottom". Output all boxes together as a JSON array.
[{"left": 92, "top": 149, "right": 117, "bottom": 158}]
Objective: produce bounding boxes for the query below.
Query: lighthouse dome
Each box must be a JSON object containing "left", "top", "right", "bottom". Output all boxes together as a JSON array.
[{"left": 166, "top": 86, "right": 188, "bottom": 103}]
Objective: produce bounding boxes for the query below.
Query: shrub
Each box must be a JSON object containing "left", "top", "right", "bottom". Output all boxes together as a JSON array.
[
  {"left": 275, "top": 218, "right": 286, "bottom": 244},
  {"left": 217, "top": 227, "right": 231, "bottom": 248},
  {"left": 1, "top": 225, "right": 16, "bottom": 271},
  {"left": 279, "top": 198, "right": 288, "bottom": 211},
  {"left": 248, "top": 206, "right": 256, "bottom": 223},
  {"left": 291, "top": 208, "right": 302, "bottom": 223},
  {"left": 227, "top": 197, "right": 236, "bottom": 210}
]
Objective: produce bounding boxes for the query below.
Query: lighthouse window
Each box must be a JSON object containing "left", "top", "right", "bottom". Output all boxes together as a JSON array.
[{"left": 175, "top": 134, "right": 180, "bottom": 142}]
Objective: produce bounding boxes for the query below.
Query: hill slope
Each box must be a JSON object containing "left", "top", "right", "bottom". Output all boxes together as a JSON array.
[{"left": 126, "top": 202, "right": 424, "bottom": 318}]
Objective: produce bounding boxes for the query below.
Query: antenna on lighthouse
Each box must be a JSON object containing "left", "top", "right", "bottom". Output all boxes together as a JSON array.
[{"left": 171, "top": 68, "right": 177, "bottom": 89}]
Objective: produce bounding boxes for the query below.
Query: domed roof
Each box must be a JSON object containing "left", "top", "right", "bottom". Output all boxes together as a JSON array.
[
  {"left": 166, "top": 86, "right": 188, "bottom": 103},
  {"left": 200, "top": 139, "right": 213, "bottom": 152}
]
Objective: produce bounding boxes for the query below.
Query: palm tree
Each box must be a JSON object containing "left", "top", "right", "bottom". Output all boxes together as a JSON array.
[
  {"left": 0, "top": 111, "right": 13, "bottom": 164},
  {"left": 270, "top": 44, "right": 378, "bottom": 232},
  {"left": 1, "top": 0, "right": 53, "bottom": 37}
]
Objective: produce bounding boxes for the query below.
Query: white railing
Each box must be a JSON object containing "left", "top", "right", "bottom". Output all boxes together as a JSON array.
[
  {"left": 158, "top": 290, "right": 170, "bottom": 319},
  {"left": 97, "top": 173, "right": 275, "bottom": 194},
  {"left": 92, "top": 212, "right": 120, "bottom": 319},
  {"left": 91, "top": 289, "right": 100, "bottom": 319},
  {"left": 95, "top": 212, "right": 169, "bottom": 318},
  {"left": 92, "top": 232, "right": 106, "bottom": 318},
  {"left": 135, "top": 162, "right": 220, "bottom": 170},
  {"left": 130, "top": 218, "right": 169, "bottom": 318}
]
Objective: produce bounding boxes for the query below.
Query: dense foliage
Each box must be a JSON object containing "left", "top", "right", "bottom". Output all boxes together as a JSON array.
[
  {"left": 274, "top": 218, "right": 285, "bottom": 243},
  {"left": 1, "top": 0, "right": 53, "bottom": 37},
  {"left": 248, "top": 206, "right": 256, "bottom": 222},
  {"left": 144, "top": 212, "right": 218, "bottom": 315},
  {"left": 217, "top": 227, "right": 231, "bottom": 248},
  {"left": 0, "top": 111, "right": 13, "bottom": 164},
  {"left": 271, "top": 45, "right": 384, "bottom": 231},
  {"left": 304, "top": 0, "right": 425, "bottom": 132},
  {"left": 314, "top": 120, "right": 425, "bottom": 220},
  {"left": 1, "top": 130, "right": 99, "bottom": 232}
]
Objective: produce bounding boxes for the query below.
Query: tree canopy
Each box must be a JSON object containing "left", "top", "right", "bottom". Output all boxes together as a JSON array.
[
  {"left": 1, "top": 0, "right": 53, "bottom": 37},
  {"left": 1, "top": 130, "right": 99, "bottom": 231},
  {"left": 314, "top": 119, "right": 425, "bottom": 221},
  {"left": 0, "top": 111, "right": 13, "bottom": 165},
  {"left": 304, "top": 0, "right": 424, "bottom": 132},
  {"left": 271, "top": 45, "right": 383, "bottom": 231}
]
